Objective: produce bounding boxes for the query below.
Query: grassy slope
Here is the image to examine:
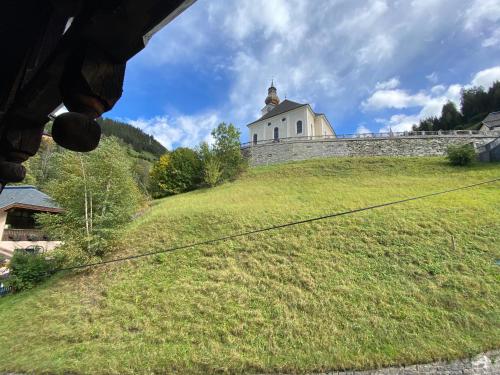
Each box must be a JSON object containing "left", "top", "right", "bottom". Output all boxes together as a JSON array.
[{"left": 1, "top": 157, "right": 499, "bottom": 374}]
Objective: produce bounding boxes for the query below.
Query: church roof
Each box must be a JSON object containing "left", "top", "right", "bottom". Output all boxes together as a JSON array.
[
  {"left": 0, "top": 186, "right": 62, "bottom": 212},
  {"left": 247, "top": 99, "right": 307, "bottom": 126}
]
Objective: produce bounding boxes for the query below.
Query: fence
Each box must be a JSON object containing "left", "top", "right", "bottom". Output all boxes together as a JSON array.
[
  {"left": 241, "top": 129, "right": 497, "bottom": 148},
  {"left": 0, "top": 284, "right": 12, "bottom": 297}
]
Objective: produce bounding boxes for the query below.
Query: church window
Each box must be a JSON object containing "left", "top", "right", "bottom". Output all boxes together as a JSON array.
[
  {"left": 274, "top": 127, "right": 279, "bottom": 141},
  {"left": 253, "top": 134, "right": 258, "bottom": 145},
  {"left": 296, "top": 120, "right": 303, "bottom": 134},
  {"left": 268, "top": 122, "right": 271, "bottom": 126}
]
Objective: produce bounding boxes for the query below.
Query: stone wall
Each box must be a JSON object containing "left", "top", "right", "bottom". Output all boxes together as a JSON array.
[
  {"left": 244, "top": 135, "right": 499, "bottom": 166},
  {"left": 318, "top": 350, "right": 500, "bottom": 375}
]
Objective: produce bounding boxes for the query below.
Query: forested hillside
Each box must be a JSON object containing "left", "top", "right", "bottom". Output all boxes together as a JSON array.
[
  {"left": 97, "top": 118, "right": 166, "bottom": 157},
  {"left": 414, "top": 81, "right": 500, "bottom": 131}
]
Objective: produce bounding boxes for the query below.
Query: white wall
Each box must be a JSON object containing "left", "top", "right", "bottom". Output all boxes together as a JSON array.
[
  {"left": 0, "top": 241, "right": 62, "bottom": 259},
  {"left": 248, "top": 106, "right": 336, "bottom": 142},
  {"left": 0, "top": 212, "right": 6, "bottom": 242},
  {"left": 249, "top": 106, "right": 311, "bottom": 141},
  {"left": 315, "top": 115, "right": 334, "bottom": 136}
]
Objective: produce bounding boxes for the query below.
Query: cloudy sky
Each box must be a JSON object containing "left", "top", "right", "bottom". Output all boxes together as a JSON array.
[{"left": 106, "top": 0, "right": 500, "bottom": 149}]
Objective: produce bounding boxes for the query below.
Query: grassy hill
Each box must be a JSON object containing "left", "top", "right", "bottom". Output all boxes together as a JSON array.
[{"left": 0, "top": 157, "right": 499, "bottom": 374}]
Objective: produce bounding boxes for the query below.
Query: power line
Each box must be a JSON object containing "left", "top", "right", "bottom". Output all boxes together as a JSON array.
[{"left": 56, "top": 177, "right": 500, "bottom": 273}]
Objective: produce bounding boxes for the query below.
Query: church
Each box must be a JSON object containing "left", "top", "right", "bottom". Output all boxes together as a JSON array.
[{"left": 247, "top": 82, "right": 335, "bottom": 144}]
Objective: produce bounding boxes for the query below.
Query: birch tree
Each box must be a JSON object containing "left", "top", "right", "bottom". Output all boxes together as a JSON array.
[{"left": 37, "top": 137, "right": 142, "bottom": 264}]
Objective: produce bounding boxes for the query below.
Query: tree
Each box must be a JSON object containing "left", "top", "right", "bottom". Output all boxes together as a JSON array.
[
  {"left": 440, "top": 101, "right": 462, "bottom": 130},
  {"left": 97, "top": 118, "right": 167, "bottom": 157},
  {"left": 461, "top": 87, "right": 489, "bottom": 123},
  {"left": 414, "top": 81, "right": 500, "bottom": 132},
  {"left": 37, "top": 137, "right": 142, "bottom": 264},
  {"left": 211, "top": 123, "right": 247, "bottom": 181},
  {"left": 149, "top": 148, "right": 202, "bottom": 196},
  {"left": 488, "top": 81, "right": 500, "bottom": 112},
  {"left": 414, "top": 117, "right": 439, "bottom": 131},
  {"left": 149, "top": 153, "right": 171, "bottom": 198},
  {"left": 24, "top": 136, "right": 60, "bottom": 188},
  {"left": 132, "top": 158, "right": 152, "bottom": 195}
]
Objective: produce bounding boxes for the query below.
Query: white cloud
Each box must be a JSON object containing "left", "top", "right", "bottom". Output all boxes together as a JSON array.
[
  {"left": 357, "top": 34, "right": 395, "bottom": 65},
  {"left": 364, "top": 66, "right": 500, "bottom": 132},
  {"left": 378, "top": 114, "right": 421, "bottom": 133},
  {"left": 482, "top": 27, "right": 500, "bottom": 47},
  {"left": 356, "top": 124, "right": 371, "bottom": 134},
  {"left": 127, "top": 112, "right": 219, "bottom": 150},
  {"left": 430, "top": 84, "right": 446, "bottom": 94},
  {"left": 464, "top": 0, "right": 500, "bottom": 30},
  {"left": 471, "top": 66, "right": 500, "bottom": 88},
  {"left": 123, "top": 0, "right": 500, "bottom": 141},
  {"left": 362, "top": 89, "right": 429, "bottom": 110},
  {"left": 134, "top": 0, "right": 486, "bottom": 130},
  {"left": 426, "top": 72, "right": 438, "bottom": 83},
  {"left": 464, "top": 0, "right": 500, "bottom": 49},
  {"left": 375, "top": 77, "right": 400, "bottom": 90}
]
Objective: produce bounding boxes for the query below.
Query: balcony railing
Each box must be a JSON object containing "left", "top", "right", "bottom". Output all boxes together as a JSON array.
[
  {"left": 1, "top": 229, "right": 51, "bottom": 241},
  {"left": 241, "top": 129, "right": 499, "bottom": 148}
]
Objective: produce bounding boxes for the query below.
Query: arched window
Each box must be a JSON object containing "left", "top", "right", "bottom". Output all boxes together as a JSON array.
[
  {"left": 274, "top": 127, "right": 279, "bottom": 141},
  {"left": 296, "top": 120, "right": 303, "bottom": 134},
  {"left": 253, "top": 134, "right": 258, "bottom": 145}
]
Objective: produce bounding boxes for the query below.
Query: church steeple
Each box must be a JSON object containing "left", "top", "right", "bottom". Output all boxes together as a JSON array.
[{"left": 265, "top": 80, "right": 280, "bottom": 106}]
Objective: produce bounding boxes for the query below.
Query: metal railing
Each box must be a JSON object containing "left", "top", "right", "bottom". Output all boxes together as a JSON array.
[
  {"left": 0, "top": 285, "right": 12, "bottom": 297},
  {"left": 241, "top": 129, "right": 498, "bottom": 148}
]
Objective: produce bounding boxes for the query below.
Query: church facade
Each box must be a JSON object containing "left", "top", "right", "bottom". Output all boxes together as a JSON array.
[{"left": 247, "top": 83, "right": 335, "bottom": 144}]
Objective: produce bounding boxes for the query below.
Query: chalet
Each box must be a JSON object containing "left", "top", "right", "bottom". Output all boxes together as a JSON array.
[{"left": 0, "top": 186, "right": 62, "bottom": 259}]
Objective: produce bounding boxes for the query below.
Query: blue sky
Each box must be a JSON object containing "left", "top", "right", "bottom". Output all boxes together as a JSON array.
[{"left": 106, "top": 0, "right": 500, "bottom": 149}]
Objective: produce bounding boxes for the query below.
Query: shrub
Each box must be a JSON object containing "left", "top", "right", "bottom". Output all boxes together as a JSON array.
[
  {"left": 6, "top": 251, "right": 61, "bottom": 291},
  {"left": 446, "top": 144, "right": 476, "bottom": 166},
  {"left": 203, "top": 157, "right": 223, "bottom": 187},
  {"left": 150, "top": 148, "right": 202, "bottom": 196}
]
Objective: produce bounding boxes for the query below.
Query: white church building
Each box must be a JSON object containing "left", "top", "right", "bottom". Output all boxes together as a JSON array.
[{"left": 247, "top": 82, "right": 335, "bottom": 144}]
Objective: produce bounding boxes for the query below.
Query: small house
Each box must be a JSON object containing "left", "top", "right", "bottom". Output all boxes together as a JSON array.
[
  {"left": 479, "top": 111, "right": 500, "bottom": 132},
  {"left": 0, "top": 186, "right": 62, "bottom": 259}
]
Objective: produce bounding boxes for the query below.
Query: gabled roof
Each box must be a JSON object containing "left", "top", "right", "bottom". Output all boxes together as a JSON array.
[
  {"left": 247, "top": 100, "right": 307, "bottom": 126},
  {"left": 0, "top": 186, "right": 62, "bottom": 212},
  {"left": 482, "top": 111, "right": 500, "bottom": 129}
]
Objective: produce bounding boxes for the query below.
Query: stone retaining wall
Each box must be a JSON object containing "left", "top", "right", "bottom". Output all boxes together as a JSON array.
[
  {"left": 244, "top": 135, "right": 498, "bottom": 166},
  {"left": 317, "top": 350, "right": 500, "bottom": 375}
]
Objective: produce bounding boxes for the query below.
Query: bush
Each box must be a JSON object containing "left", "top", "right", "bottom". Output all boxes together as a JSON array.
[
  {"left": 150, "top": 148, "right": 202, "bottom": 196},
  {"left": 446, "top": 144, "right": 476, "bottom": 166},
  {"left": 6, "top": 252, "right": 61, "bottom": 291},
  {"left": 203, "top": 157, "right": 223, "bottom": 187}
]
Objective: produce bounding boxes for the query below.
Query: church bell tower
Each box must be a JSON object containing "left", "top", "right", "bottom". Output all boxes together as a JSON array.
[{"left": 261, "top": 81, "right": 280, "bottom": 115}]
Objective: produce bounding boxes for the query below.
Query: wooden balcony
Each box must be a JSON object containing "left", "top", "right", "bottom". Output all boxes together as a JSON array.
[{"left": 1, "top": 229, "right": 51, "bottom": 241}]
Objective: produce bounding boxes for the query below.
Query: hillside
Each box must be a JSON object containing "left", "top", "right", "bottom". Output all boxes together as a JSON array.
[
  {"left": 0, "top": 157, "right": 499, "bottom": 374},
  {"left": 98, "top": 117, "right": 167, "bottom": 158}
]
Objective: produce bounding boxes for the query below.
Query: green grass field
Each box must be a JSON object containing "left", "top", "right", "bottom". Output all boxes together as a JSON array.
[{"left": 1, "top": 157, "right": 499, "bottom": 374}]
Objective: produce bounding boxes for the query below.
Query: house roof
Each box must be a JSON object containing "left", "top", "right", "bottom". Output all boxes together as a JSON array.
[
  {"left": 482, "top": 111, "right": 500, "bottom": 129},
  {"left": 0, "top": 186, "right": 62, "bottom": 213},
  {"left": 247, "top": 99, "right": 307, "bottom": 126}
]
